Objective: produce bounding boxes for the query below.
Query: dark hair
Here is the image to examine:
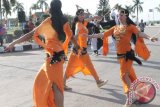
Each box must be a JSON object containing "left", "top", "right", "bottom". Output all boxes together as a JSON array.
[
  {"left": 71, "top": 9, "right": 85, "bottom": 35},
  {"left": 119, "top": 8, "right": 136, "bottom": 26},
  {"left": 49, "top": 0, "right": 68, "bottom": 42},
  {"left": 76, "top": 9, "right": 84, "bottom": 16},
  {"left": 71, "top": 16, "right": 79, "bottom": 35}
]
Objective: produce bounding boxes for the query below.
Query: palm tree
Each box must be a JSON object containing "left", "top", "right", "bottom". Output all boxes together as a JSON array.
[
  {"left": 97, "top": 0, "right": 111, "bottom": 21},
  {"left": 29, "top": 3, "right": 40, "bottom": 18},
  {"left": 2, "top": 0, "right": 13, "bottom": 21},
  {"left": 1, "top": 7, "right": 11, "bottom": 20},
  {"left": 125, "top": 5, "right": 134, "bottom": 14},
  {"left": 155, "top": 4, "right": 160, "bottom": 12},
  {"left": 10, "top": 0, "right": 16, "bottom": 6},
  {"left": 132, "top": 0, "right": 143, "bottom": 23},
  {"left": 12, "top": 1, "right": 24, "bottom": 13},
  {"left": 37, "top": 0, "right": 49, "bottom": 13},
  {"left": 1, "top": 7, "right": 5, "bottom": 17},
  {"left": 30, "top": 3, "right": 39, "bottom": 14},
  {"left": 0, "top": 0, "right": 16, "bottom": 21},
  {"left": 125, "top": 5, "right": 137, "bottom": 19},
  {"left": 113, "top": 3, "right": 122, "bottom": 10},
  {"left": 1, "top": 0, "right": 11, "bottom": 20}
]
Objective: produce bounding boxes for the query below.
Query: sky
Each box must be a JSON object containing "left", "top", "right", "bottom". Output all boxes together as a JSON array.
[{"left": 14, "top": 0, "right": 160, "bottom": 22}]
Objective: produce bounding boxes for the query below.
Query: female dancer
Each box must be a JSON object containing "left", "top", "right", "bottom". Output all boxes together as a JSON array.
[
  {"left": 64, "top": 9, "right": 107, "bottom": 90},
  {"left": 6, "top": 0, "right": 79, "bottom": 107},
  {"left": 90, "top": 8, "right": 158, "bottom": 107}
]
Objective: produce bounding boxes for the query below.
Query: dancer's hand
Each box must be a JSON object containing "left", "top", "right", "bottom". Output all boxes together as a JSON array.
[
  {"left": 93, "top": 16, "right": 103, "bottom": 21},
  {"left": 4, "top": 43, "right": 15, "bottom": 52},
  {"left": 80, "top": 48, "right": 87, "bottom": 55},
  {"left": 72, "top": 45, "right": 80, "bottom": 55},
  {"left": 45, "top": 47, "right": 54, "bottom": 54},
  {"left": 150, "top": 37, "right": 158, "bottom": 42}
]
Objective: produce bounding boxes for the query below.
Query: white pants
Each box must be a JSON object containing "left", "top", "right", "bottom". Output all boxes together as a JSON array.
[
  {"left": 98, "top": 36, "right": 116, "bottom": 55},
  {"left": 91, "top": 38, "right": 97, "bottom": 51}
]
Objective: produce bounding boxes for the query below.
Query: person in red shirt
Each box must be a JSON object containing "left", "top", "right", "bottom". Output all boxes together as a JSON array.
[{"left": 28, "top": 20, "right": 35, "bottom": 32}]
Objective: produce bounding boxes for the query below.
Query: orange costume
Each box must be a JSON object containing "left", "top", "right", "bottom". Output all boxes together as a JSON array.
[
  {"left": 33, "top": 17, "right": 72, "bottom": 107},
  {"left": 103, "top": 24, "right": 141, "bottom": 93},
  {"left": 135, "top": 37, "right": 150, "bottom": 61},
  {"left": 65, "top": 20, "right": 99, "bottom": 81}
]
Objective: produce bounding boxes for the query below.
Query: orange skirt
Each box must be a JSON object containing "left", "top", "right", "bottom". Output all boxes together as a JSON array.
[
  {"left": 118, "top": 58, "right": 137, "bottom": 93},
  {"left": 33, "top": 59, "right": 64, "bottom": 107},
  {"left": 65, "top": 52, "right": 99, "bottom": 80}
]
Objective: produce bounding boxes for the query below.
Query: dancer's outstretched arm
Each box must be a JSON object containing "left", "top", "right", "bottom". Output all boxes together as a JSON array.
[
  {"left": 138, "top": 32, "right": 158, "bottom": 42},
  {"left": 5, "top": 30, "right": 35, "bottom": 52}
]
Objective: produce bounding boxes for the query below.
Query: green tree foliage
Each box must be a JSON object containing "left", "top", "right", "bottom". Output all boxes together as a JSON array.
[
  {"left": 96, "top": 0, "right": 111, "bottom": 21},
  {"left": 132, "top": 0, "right": 143, "bottom": 22},
  {"left": 37, "top": 0, "right": 49, "bottom": 13},
  {"left": 0, "top": 0, "right": 16, "bottom": 20},
  {"left": 12, "top": 1, "right": 24, "bottom": 12},
  {"left": 155, "top": 4, "right": 160, "bottom": 12},
  {"left": 113, "top": 3, "right": 122, "bottom": 10}
]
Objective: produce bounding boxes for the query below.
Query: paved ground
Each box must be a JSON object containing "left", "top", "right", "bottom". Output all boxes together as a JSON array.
[{"left": 0, "top": 26, "right": 160, "bottom": 107}]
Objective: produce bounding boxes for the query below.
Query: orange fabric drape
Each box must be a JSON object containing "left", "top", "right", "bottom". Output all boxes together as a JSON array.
[
  {"left": 103, "top": 36, "right": 108, "bottom": 55},
  {"left": 103, "top": 26, "right": 115, "bottom": 56},
  {"left": 33, "top": 17, "right": 72, "bottom": 107},
  {"left": 62, "top": 22, "right": 72, "bottom": 55},
  {"left": 66, "top": 52, "right": 99, "bottom": 80},
  {"left": 135, "top": 37, "right": 150, "bottom": 61},
  {"left": 33, "top": 61, "right": 64, "bottom": 107}
]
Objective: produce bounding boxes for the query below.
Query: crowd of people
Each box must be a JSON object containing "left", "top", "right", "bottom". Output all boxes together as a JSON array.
[{"left": 4, "top": 0, "right": 159, "bottom": 107}]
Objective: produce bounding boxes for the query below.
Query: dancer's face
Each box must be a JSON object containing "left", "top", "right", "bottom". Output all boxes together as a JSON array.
[
  {"left": 118, "top": 11, "right": 127, "bottom": 23},
  {"left": 78, "top": 12, "right": 85, "bottom": 22}
]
